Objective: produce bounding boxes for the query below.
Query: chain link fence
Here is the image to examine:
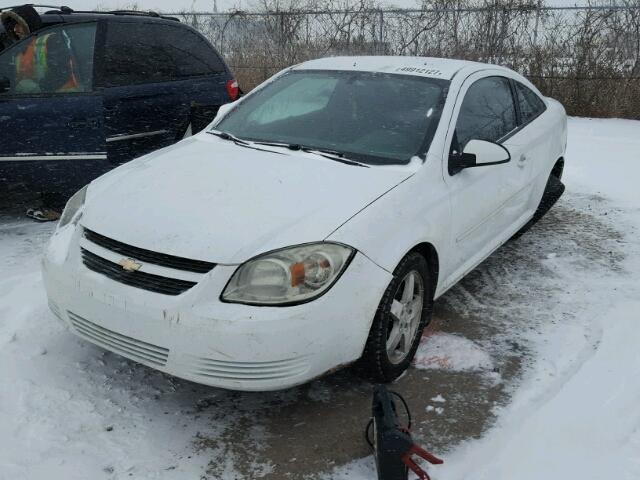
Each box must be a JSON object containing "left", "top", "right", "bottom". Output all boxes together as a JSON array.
[{"left": 170, "top": 0, "right": 640, "bottom": 118}]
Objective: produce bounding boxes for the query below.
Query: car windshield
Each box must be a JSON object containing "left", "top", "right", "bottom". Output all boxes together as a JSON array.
[{"left": 214, "top": 70, "right": 450, "bottom": 165}]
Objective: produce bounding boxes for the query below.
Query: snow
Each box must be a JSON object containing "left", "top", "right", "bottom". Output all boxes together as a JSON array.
[
  {"left": 1, "top": 116, "right": 639, "bottom": 479},
  {"left": 563, "top": 117, "right": 639, "bottom": 205},
  {"left": 426, "top": 405, "right": 445, "bottom": 415},
  {"left": 413, "top": 332, "right": 495, "bottom": 372},
  {"left": 444, "top": 301, "right": 640, "bottom": 480}
]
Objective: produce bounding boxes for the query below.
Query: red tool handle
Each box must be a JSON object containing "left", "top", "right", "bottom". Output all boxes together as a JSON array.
[{"left": 401, "top": 443, "right": 444, "bottom": 480}]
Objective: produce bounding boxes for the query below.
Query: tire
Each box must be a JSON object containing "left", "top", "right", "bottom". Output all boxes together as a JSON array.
[
  {"left": 514, "top": 169, "right": 566, "bottom": 238},
  {"left": 356, "top": 252, "right": 433, "bottom": 383}
]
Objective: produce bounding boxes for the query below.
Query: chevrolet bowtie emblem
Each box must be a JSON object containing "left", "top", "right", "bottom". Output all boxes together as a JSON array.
[{"left": 118, "top": 258, "right": 142, "bottom": 272}]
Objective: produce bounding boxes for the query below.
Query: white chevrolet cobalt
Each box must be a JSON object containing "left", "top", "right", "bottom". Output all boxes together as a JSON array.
[{"left": 43, "top": 57, "right": 567, "bottom": 391}]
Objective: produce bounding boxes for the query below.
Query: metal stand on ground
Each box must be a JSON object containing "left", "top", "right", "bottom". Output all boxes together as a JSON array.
[{"left": 367, "top": 385, "right": 443, "bottom": 480}]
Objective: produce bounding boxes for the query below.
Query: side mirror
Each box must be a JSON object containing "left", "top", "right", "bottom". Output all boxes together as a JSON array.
[
  {"left": 0, "top": 76, "right": 10, "bottom": 94},
  {"left": 449, "top": 139, "right": 511, "bottom": 175}
]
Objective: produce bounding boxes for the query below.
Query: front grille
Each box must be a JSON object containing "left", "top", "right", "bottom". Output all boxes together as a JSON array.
[
  {"left": 68, "top": 311, "right": 169, "bottom": 366},
  {"left": 189, "top": 356, "right": 309, "bottom": 381},
  {"left": 84, "top": 229, "right": 215, "bottom": 274},
  {"left": 81, "top": 249, "right": 196, "bottom": 295}
]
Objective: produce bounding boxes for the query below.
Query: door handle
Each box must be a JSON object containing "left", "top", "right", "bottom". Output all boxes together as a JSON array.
[
  {"left": 518, "top": 154, "right": 527, "bottom": 167},
  {"left": 68, "top": 119, "right": 99, "bottom": 128}
]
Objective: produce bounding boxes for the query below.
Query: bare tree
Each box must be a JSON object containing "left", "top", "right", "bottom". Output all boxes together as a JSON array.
[{"left": 176, "top": 0, "right": 640, "bottom": 117}]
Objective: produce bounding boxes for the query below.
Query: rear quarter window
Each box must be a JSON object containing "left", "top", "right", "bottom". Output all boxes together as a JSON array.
[
  {"left": 155, "top": 25, "right": 225, "bottom": 78},
  {"left": 515, "top": 82, "right": 546, "bottom": 124}
]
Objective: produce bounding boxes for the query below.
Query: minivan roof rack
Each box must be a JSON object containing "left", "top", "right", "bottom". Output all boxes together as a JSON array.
[
  {"left": 0, "top": 4, "right": 73, "bottom": 12},
  {"left": 0, "top": 3, "right": 73, "bottom": 13},
  {"left": 106, "top": 9, "right": 160, "bottom": 17},
  {"left": 104, "top": 10, "right": 180, "bottom": 21},
  {"left": 0, "top": 4, "right": 180, "bottom": 21}
]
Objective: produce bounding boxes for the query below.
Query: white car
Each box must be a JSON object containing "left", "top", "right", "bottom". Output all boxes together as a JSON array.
[{"left": 42, "top": 56, "right": 567, "bottom": 391}]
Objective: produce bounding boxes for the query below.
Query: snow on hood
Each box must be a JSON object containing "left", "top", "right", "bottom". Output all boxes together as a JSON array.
[{"left": 82, "top": 134, "right": 414, "bottom": 264}]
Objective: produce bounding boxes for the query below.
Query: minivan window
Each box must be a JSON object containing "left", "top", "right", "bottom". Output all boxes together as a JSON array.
[
  {"left": 215, "top": 70, "right": 449, "bottom": 165},
  {"left": 102, "top": 22, "right": 223, "bottom": 87},
  {"left": 102, "top": 23, "right": 173, "bottom": 86},
  {"left": 515, "top": 81, "right": 546, "bottom": 124},
  {"left": 0, "top": 22, "right": 96, "bottom": 95},
  {"left": 455, "top": 76, "right": 517, "bottom": 149},
  {"left": 155, "top": 25, "right": 225, "bottom": 77}
]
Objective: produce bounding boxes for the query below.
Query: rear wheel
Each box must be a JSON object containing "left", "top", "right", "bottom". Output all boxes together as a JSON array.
[
  {"left": 514, "top": 166, "right": 566, "bottom": 238},
  {"left": 357, "top": 252, "right": 433, "bottom": 382}
]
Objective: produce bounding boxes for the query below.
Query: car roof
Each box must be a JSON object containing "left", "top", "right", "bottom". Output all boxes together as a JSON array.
[
  {"left": 0, "top": 8, "right": 188, "bottom": 39},
  {"left": 0, "top": 7, "right": 180, "bottom": 31},
  {"left": 293, "top": 56, "right": 507, "bottom": 80}
]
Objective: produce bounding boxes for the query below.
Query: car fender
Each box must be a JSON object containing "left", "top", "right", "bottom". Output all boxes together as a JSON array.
[
  {"left": 526, "top": 98, "right": 567, "bottom": 209},
  {"left": 326, "top": 156, "right": 451, "bottom": 298}
]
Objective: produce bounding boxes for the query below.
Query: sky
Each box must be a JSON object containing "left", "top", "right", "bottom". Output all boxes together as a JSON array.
[{"left": 0, "top": 0, "right": 588, "bottom": 13}]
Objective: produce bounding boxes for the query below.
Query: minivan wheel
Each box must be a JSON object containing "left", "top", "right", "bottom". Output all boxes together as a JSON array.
[{"left": 356, "top": 252, "right": 433, "bottom": 383}]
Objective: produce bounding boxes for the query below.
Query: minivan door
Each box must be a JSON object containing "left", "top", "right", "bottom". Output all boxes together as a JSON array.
[
  {"left": 0, "top": 22, "right": 106, "bottom": 193},
  {"left": 96, "top": 20, "right": 232, "bottom": 165},
  {"left": 101, "top": 81, "right": 189, "bottom": 165}
]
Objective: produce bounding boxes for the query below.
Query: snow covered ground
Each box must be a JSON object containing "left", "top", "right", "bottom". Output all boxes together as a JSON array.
[
  {"left": 441, "top": 118, "right": 640, "bottom": 480},
  {"left": 326, "top": 117, "right": 640, "bottom": 480},
  {"left": 0, "top": 117, "right": 638, "bottom": 479}
]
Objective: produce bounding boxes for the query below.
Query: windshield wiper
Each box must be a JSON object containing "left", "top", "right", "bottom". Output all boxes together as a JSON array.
[
  {"left": 207, "top": 130, "right": 285, "bottom": 155},
  {"left": 208, "top": 130, "right": 252, "bottom": 146},
  {"left": 209, "top": 132, "right": 368, "bottom": 167},
  {"left": 251, "top": 141, "right": 369, "bottom": 168}
]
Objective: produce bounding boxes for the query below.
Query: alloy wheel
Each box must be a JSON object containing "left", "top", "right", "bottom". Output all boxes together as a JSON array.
[{"left": 386, "top": 270, "right": 424, "bottom": 364}]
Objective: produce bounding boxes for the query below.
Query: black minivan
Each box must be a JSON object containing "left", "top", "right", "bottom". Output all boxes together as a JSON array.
[{"left": 0, "top": 7, "right": 238, "bottom": 197}]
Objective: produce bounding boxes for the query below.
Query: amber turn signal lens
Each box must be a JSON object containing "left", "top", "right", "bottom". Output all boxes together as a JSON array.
[{"left": 290, "top": 262, "right": 305, "bottom": 287}]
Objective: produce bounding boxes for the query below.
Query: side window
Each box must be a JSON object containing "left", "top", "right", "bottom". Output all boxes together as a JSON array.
[
  {"left": 102, "top": 22, "right": 174, "bottom": 86},
  {"left": 515, "top": 82, "right": 546, "bottom": 124},
  {"left": 453, "top": 76, "right": 517, "bottom": 152},
  {"left": 0, "top": 22, "right": 96, "bottom": 96},
  {"left": 101, "top": 23, "right": 223, "bottom": 87},
  {"left": 155, "top": 25, "right": 225, "bottom": 78}
]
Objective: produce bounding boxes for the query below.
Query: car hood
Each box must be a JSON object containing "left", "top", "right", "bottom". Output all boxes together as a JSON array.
[{"left": 82, "top": 134, "right": 415, "bottom": 264}]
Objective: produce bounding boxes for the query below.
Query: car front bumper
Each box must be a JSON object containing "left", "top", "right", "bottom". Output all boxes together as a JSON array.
[{"left": 42, "top": 224, "right": 392, "bottom": 391}]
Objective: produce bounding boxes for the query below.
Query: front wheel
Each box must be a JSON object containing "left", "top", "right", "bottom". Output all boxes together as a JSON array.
[{"left": 356, "top": 252, "right": 433, "bottom": 383}]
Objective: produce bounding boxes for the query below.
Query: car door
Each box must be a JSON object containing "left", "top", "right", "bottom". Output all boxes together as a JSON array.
[
  {"left": 96, "top": 21, "right": 231, "bottom": 165},
  {"left": 0, "top": 21, "right": 106, "bottom": 191},
  {"left": 442, "top": 73, "right": 528, "bottom": 284}
]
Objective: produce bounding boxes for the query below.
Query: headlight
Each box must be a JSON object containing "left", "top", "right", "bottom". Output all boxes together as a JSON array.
[
  {"left": 58, "top": 185, "right": 87, "bottom": 228},
  {"left": 222, "top": 243, "right": 355, "bottom": 305}
]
